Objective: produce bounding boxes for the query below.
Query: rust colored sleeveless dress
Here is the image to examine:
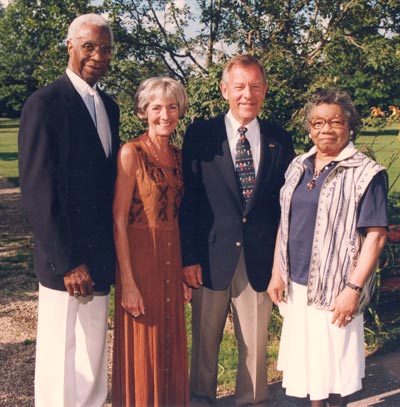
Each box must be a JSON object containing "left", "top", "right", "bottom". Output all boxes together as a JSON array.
[{"left": 112, "top": 136, "right": 189, "bottom": 407}]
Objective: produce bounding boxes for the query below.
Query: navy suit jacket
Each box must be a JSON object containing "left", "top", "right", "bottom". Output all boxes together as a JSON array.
[
  {"left": 18, "top": 73, "right": 120, "bottom": 292},
  {"left": 179, "top": 115, "right": 294, "bottom": 292}
]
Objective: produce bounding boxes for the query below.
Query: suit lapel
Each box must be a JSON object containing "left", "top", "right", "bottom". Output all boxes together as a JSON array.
[
  {"left": 62, "top": 73, "right": 95, "bottom": 127},
  {"left": 245, "top": 120, "right": 279, "bottom": 213},
  {"left": 212, "top": 117, "right": 243, "bottom": 209},
  {"left": 211, "top": 116, "right": 282, "bottom": 213},
  {"left": 62, "top": 74, "right": 113, "bottom": 160},
  {"left": 98, "top": 89, "right": 119, "bottom": 160}
]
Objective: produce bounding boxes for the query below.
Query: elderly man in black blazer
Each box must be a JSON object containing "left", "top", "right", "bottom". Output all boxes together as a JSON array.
[
  {"left": 18, "top": 14, "right": 119, "bottom": 407},
  {"left": 179, "top": 55, "right": 294, "bottom": 406}
]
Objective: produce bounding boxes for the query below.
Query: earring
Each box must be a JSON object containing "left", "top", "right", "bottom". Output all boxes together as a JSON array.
[
  {"left": 350, "top": 130, "right": 354, "bottom": 136},
  {"left": 308, "top": 134, "right": 312, "bottom": 139}
]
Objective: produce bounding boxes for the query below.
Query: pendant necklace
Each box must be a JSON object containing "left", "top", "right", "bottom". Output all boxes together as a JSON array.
[
  {"left": 306, "top": 160, "right": 335, "bottom": 190},
  {"left": 145, "top": 134, "right": 182, "bottom": 189}
]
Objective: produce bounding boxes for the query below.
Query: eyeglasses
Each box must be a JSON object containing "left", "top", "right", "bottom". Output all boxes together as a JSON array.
[
  {"left": 80, "top": 42, "right": 113, "bottom": 57},
  {"left": 309, "top": 116, "right": 346, "bottom": 129}
]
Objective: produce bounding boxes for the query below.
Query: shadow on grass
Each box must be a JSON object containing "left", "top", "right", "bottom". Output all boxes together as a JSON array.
[
  {"left": 360, "top": 129, "right": 399, "bottom": 136},
  {"left": 0, "top": 177, "right": 20, "bottom": 188},
  {"left": 0, "top": 152, "right": 18, "bottom": 161},
  {"left": 0, "top": 118, "right": 18, "bottom": 129}
]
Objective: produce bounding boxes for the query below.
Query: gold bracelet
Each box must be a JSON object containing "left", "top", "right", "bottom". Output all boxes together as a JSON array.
[{"left": 346, "top": 281, "right": 363, "bottom": 293}]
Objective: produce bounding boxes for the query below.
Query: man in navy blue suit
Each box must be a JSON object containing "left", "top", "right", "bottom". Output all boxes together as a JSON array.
[
  {"left": 179, "top": 55, "right": 294, "bottom": 406},
  {"left": 18, "top": 14, "right": 119, "bottom": 407}
]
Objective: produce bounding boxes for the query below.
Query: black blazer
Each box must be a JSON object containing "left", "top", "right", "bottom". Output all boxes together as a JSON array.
[
  {"left": 18, "top": 73, "right": 120, "bottom": 292},
  {"left": 179, "top": 115, "right": 294, "bottom": 292}
]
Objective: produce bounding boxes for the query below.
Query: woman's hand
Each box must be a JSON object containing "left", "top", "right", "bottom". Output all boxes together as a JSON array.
[
  {"left": 331, "top": 227, "right": 387, "bottom": 328},
  {"left": 267, "top": 274, "right": 286, "bottom": 306},
  {"left": 121, "top": 285, "right": 145, "bottom": 318},
  {"left": 183, "top": 282, "right": 192, "bottom": 304},
  {"left": 267, "top": 226, "right": 286, "bottom": 306},
  {"left": 330, "top": 287, "right": 359, "bottom": 327}
]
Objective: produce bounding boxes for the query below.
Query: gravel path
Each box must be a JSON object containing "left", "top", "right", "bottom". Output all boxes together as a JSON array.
[{"left": 0, "top": 188, "right": 37, "bottom": 406}]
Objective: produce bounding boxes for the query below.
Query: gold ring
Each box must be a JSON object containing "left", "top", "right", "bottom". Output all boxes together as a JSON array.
[{"left": 345, "top": 316, "right": 352, "bottom": 321}]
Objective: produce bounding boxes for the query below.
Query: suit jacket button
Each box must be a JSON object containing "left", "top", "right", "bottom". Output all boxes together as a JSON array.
[
  {"left": 242, "top": 217, "right": 247, "bottom": 223},
  {"left": 235, "top": 242, "right": 242, "bottom": 247}
]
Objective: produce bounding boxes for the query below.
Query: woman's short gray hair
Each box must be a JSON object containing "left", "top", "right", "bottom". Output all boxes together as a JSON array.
[
  {"left": 67, "top": 14, "right": 113, "bottom": 44},
  {"left": 135, "top": 77, "right": 188, "bottom": 120},
  {"left": 303, "top": 89, "right": 361, "bottom": 135}
]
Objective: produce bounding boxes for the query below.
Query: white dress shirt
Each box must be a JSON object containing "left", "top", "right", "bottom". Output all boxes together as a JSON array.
[{"left": 66, "top": 69, "right": 111, "bottom": 156}]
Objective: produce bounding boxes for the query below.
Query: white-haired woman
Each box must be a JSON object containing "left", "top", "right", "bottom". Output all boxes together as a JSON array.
[{"left": 112, "top": 77, "right": 190, "bottom": 406}]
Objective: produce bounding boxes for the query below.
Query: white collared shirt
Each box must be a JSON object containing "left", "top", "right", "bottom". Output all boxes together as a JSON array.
[
  {"left": 66, "top": 68, "right": 97, "bottom": 125},
  {"left": 66, "top": 69, "right": 112, "bottom": 156},
  {"left": 224, "top": 110, "right": 261, "bottom": 176}
]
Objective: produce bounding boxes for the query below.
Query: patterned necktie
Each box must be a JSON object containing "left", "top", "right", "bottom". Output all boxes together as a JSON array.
[{"left": 235, "top": 126, "right": 256, "bottom": 207}]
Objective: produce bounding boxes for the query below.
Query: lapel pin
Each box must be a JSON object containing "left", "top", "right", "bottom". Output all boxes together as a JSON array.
[{"left": 269, "top": 143, "right": 276, "bottom": 148}]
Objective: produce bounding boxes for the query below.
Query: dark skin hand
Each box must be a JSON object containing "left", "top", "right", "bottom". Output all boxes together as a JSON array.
[{"left": 64, "top": 263, "right": 95, "bottom": 297}]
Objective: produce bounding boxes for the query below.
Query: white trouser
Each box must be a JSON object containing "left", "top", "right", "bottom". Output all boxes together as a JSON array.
[{"left": 35, "top": 284, "right": 109, "bottom": 407}]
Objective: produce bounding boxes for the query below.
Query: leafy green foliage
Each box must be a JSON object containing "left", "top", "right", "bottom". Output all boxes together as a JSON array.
[
  {"left": 185, "top": 64, "right": 226, "bottom": 122},
  {"left": 99, "top": 0, "right": 400, "bottom": 148},
  {"left": 0, "top": 0, "right": 95, "bottom": 115}
]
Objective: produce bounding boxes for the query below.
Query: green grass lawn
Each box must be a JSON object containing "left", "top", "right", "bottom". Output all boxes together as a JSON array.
[
  {"left": 0, "top": 118, "right": 19, "bottom": 186},
  {"left": 356, "top": 123, "right": 400, "bottom": 193}
]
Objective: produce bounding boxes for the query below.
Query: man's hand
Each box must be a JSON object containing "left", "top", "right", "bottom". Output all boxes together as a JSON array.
[
  {"left": 64, "top": 263, "right": 94, "bottom": 297},
  {"left": 183, "top": 264, "right": 203, "bottom": 288}
]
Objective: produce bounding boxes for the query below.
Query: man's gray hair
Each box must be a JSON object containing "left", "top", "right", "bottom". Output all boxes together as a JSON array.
[
  {"left": 67, "top": 13, "right": 113, "bottom": 44},
  {"left": 221, "top": 54, "right": 267, "bottom": 84}
]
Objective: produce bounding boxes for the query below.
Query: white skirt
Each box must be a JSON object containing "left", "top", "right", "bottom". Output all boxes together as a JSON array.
[{"left": 277, "top": 282, "right": 365, "bottom": 401}]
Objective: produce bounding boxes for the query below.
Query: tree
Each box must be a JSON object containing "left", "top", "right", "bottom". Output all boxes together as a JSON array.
[
  {"left": 1, "top": 0, "right": 399, "bottom": 141},
  {"left": 100, "top": 0, "right": 218, "bottom": 138},
  {"left": 100, "top": 0, "right": 399, "bottom": 145},
  {"left": 0, "top": 0, "right": 95, "bottom": 116}
]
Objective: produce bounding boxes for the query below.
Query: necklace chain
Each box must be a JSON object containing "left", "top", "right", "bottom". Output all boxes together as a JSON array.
[
  {"left": 306, "top": 161, "right": 335, "bottom": 190},
  {"left": 145, "top": 134, "right": 182, "bottom": 189}
]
